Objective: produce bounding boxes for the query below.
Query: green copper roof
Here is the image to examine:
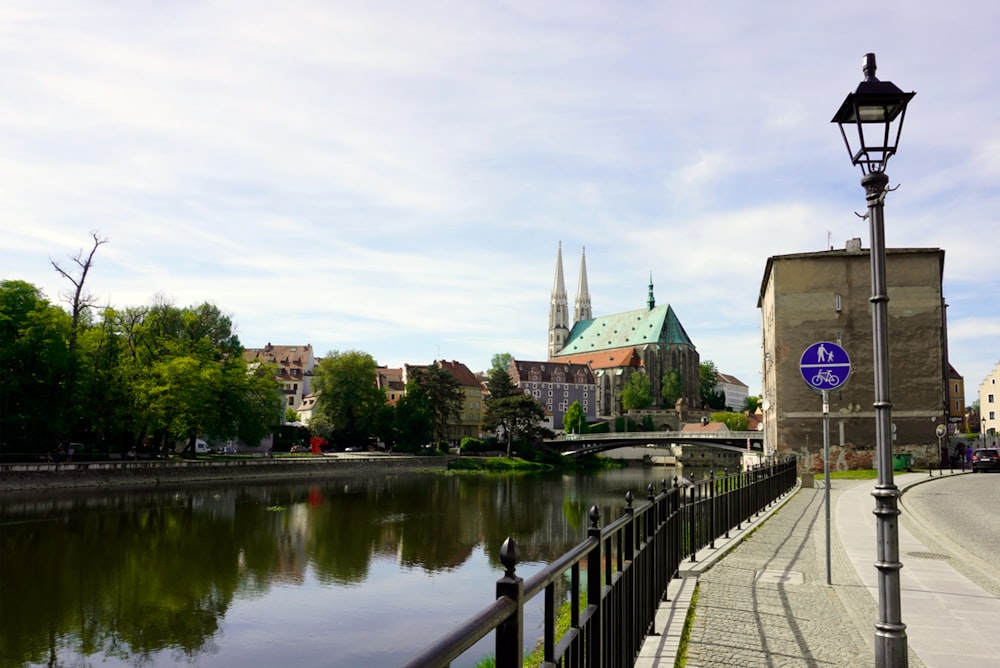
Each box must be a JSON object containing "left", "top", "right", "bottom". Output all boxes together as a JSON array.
[{"left": 556, "top": 304, "right": 694, "bottom": 355}]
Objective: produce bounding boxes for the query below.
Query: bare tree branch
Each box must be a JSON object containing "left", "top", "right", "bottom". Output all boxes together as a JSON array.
[{"left": 51, "top": 231, "right": 109, "bottom": 354}]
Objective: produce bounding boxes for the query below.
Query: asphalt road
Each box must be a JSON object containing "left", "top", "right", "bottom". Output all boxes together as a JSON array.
[{"left": 900, "top": 471, "right": 1000, "bottom": 597}]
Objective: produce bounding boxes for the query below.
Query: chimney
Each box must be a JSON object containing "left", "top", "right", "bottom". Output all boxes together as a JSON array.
[{"left": 845, "top": 238, "right": 863, "bottom": 253}]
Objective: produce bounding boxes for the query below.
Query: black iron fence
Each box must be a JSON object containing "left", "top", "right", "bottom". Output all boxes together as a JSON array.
[{"left": 403, "top": 456, "right": 798, "bottom": 668}]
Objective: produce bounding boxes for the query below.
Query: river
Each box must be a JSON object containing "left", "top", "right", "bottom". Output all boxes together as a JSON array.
[{"left": 0, "top": 465, "right": 696, "bottom": 667}]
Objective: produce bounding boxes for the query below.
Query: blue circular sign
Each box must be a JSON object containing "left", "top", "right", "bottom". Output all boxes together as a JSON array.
[{"left": 799, "top": 341, "right": 851, "bottom": 391}]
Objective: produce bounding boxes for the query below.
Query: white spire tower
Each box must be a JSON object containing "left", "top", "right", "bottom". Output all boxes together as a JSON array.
[
  {"left": 574, "top": 247, "right": 592, "bottom": 323},
  {"left": 548, "top": 242, "right": 570, "bottom": 357}
]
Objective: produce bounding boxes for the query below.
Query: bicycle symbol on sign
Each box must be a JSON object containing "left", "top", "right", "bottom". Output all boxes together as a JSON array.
[{"left": 810, "top": 369, "right": 840, "bottom": 387}]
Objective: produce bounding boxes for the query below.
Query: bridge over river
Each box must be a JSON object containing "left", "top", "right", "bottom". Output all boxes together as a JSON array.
[{"left": 547, "top": 430, "right": 764, "bottom": 458}]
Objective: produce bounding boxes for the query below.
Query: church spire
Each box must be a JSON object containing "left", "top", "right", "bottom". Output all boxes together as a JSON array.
[
  {"left": 573, "top": 246, "right": 592, "bottom": 324},
  {"left": 647, "top": 272, "right": 655, "bottom": 310},
  {"left": 548, "top": 242, "right": 570, "bottom": 357}
]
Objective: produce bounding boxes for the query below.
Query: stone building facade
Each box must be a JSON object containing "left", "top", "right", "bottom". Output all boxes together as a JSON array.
[
  {"left": 758, "top": 240, "right": 949, "bottom": 467},
  {"left": 509, "top": 358, "right": 597, "bottom": 431}
]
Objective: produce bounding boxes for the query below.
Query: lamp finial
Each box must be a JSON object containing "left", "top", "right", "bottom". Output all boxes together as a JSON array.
[{"left": 863, "top": 53, "right": 877, "bottom": 81}]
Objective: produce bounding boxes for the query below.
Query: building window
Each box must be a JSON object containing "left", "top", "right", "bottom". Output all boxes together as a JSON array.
[
  {"left": 288, "top": 397, "right": 295, "bottom": 406},
  {"left": 991, "top": 411, "right": 996, "bottom": 420},
  {"left": 990, "top": 394, "right": 996, "bottom": 403}
]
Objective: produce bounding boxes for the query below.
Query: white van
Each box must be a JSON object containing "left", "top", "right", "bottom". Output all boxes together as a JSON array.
[{"left": 175, "top": 439, "right": 210, "bottom": 454}]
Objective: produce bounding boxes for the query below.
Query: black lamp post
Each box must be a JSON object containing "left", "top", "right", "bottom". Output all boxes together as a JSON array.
[{"left": 832, "top": 53, "right": 915, "bottom": 668}]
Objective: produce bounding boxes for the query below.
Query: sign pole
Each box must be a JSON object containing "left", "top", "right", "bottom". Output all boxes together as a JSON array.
[
  {"left": 800, "top": 341, "right": 851, "bottom": 588},
  {"left": 823, "top": 389, "right": 831, "bottom": 585}
]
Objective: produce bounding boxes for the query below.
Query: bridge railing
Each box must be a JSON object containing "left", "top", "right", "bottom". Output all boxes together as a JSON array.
[
  {"left": 403, "top": 456, "right": 798, "bottom": 667},
  {"left": 555, "top": 430, "right": 763, "bottom": 442}
]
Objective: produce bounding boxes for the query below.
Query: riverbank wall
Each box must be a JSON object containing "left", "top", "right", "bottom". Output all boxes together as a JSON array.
[{"left": 0, "top": 455, "right": 449, "bottom": 493}]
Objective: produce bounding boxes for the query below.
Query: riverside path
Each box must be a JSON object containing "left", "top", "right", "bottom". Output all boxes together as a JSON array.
[{"left": 636, "top": 471, "right": 1000, "bottom": 667}]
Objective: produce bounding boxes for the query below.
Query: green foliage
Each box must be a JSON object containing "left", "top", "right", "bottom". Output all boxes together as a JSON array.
[
  {"left": 562, "top": 400, "right": 588, "bottom": 435},
  {"left": 0, "top": 281, "right": 284, "bottom": 455},
  {"left": 489, "top": 352, "right": 513, "bottom": 375},
  {"left": 394, "top": 381, "right": 433, "bottom": 452},
  {"left": 709, "top": 411, "right": 749, "bottom": 431},
  {"left": 614, "top": 416, "right": 639, "bottom": 432},
  {"left": 661, "top": 369, "right": 684, "bottom": 407},
  {"left": 285, "top": 407, "right": 299, "bottom": 423},
  {"left": 483, "top": 361, "right": 519, "bottom": 403},
  {"left": 484, "top": 393, "right": 547, "bottom": 451},
  {"left": 446, "top": 457, "right": 548, "bottom": 472},
  {"left": 482, "top": 364, "right": 548, "bottom": 449},
  {"left": 588, "top": 421, "right": 609, "bottom": 434},
  {"left": 621, "top": 372, "right": 653, "bottom": 410},
  {"left": 313, "top": 350, "right": 386, "bottom": 447},
  {"left": 642, "top": 414, "right": 654, "bottom": 431},
  {"left": 459, "top": 437, "right": 483, "bottom": 453},
  {"left": 410, "top": 363, "right": 464, "bottom": 443},
  {"left": 134, "top": 302, "right": 281, "bottom": 451},
  {"left": 0, "top": 280, "right": 73, "bottom": 451},
  {"left": 741, "top": 395, "right": 762, "bottom": 413},
  {"left": 699, "top": 361, "right": 726, "bottom": 410}
]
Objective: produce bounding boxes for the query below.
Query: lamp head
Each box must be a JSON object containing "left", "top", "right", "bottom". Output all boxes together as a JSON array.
[{"left": 832, "top": 53, "right": 915, "bottom": 174}]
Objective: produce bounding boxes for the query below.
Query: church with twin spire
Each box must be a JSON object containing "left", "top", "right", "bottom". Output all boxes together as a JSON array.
[{"left": 547, "top": 243, "right": 703, "bottom": 417}]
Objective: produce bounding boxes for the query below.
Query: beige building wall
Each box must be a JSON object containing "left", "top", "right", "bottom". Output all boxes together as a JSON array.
[
  {"left": 980, "top": 362, "right": 1000, "bottom": 444},
  {"left": 759, "top": 243, "right": 948, "bottom": 467}
]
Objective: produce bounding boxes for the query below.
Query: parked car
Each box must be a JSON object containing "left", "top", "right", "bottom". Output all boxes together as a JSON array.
[{"left": 971, "top": 448, "right": 1000, "bottom": 472}]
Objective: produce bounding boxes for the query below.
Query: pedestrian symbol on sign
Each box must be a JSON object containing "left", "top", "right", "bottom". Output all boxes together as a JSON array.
[{"left": 799, "top": 342, "right": 851, "bottom": 392}]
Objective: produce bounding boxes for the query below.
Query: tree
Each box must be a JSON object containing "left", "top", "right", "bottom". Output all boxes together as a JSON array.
[
  {"left": 136, "top": 302, "right": 281, "bottom": 451},
  {"left": 50, "top": 233, "right": 109, "bottom": 442},
  {"left": 621, "top": 372, "right": 653, "bottom": 410},
  {"left": 699, "top": 361, "right": 726, "bottom": 410},
  {"left": 661, "top": 369, "right": 684, "bottom": 407},
  {"left": 489, "top": 394, "right": 547, "bottom": 456},
  {"left": 490, "top": 352, "right": 513, "bottom": 375},
  {"left": 0, "top": 281, "right": 73, "bottom": 453},
  {"left": 409, "top": 363, "right": 463, "bottom": 444},
  {"left": 562, "top": 401, "right": 588, "bottom": 435},
  {"left": 482, "top": 363, "right": 525, "bottom": 435},
  {"left": 484, "top": 360, "right": 519, "bottom": 400},
  {"left": 741, "top": 395, "right": 762, "bottom": 413},
  {"left": 50, "top": 231, "right": 107, "bottom": 357},
  {"left": 313, "top": 350, "right": 385, "bottom": 447},
  {"left": 394, "top": 381, "right": 433, "bottom": 451},
  {"left": 710, "top": 411, "right": 749, "bottom": 431}
]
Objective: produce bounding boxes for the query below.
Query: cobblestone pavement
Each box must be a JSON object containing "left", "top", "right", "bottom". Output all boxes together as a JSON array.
[{"left": 683, "top": 484, "right": 924, "bottom": 668}]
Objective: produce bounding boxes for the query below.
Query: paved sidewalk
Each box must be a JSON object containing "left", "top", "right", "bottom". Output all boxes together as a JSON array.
[{"left": 635, "top": 470, "right": 1000, "bottom": 667}]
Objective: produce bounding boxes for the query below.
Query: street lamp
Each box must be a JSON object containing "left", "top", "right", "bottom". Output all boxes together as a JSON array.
[{"left": 832, "top": 53, "right": 915, "bottom": 668}]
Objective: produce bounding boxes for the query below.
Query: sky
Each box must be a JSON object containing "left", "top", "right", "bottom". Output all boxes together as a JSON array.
[{"left": 2, "top": 1, "right": 999, "bottom": 399}]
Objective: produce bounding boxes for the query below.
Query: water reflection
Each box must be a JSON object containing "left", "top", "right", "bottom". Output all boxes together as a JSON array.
[{"left": 0, "top": 466, "right": 691, "bottom": 667}]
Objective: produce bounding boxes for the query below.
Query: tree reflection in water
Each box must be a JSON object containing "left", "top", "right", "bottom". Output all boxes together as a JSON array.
[{"left": 0, "top": 466, "right": 687, "bottom": 667}]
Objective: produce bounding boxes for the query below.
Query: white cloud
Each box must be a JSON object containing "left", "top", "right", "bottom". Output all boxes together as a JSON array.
[{"left": 2, "top": 0, "right": 999, "bottom": 394}]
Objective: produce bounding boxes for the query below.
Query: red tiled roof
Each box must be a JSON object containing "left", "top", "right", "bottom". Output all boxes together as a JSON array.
[
  {"left": 436, "top": 360, "right": 481, "bottom": 387},
  {"left": 548, "top": 347, "right": 642, "bottom": 370}
]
